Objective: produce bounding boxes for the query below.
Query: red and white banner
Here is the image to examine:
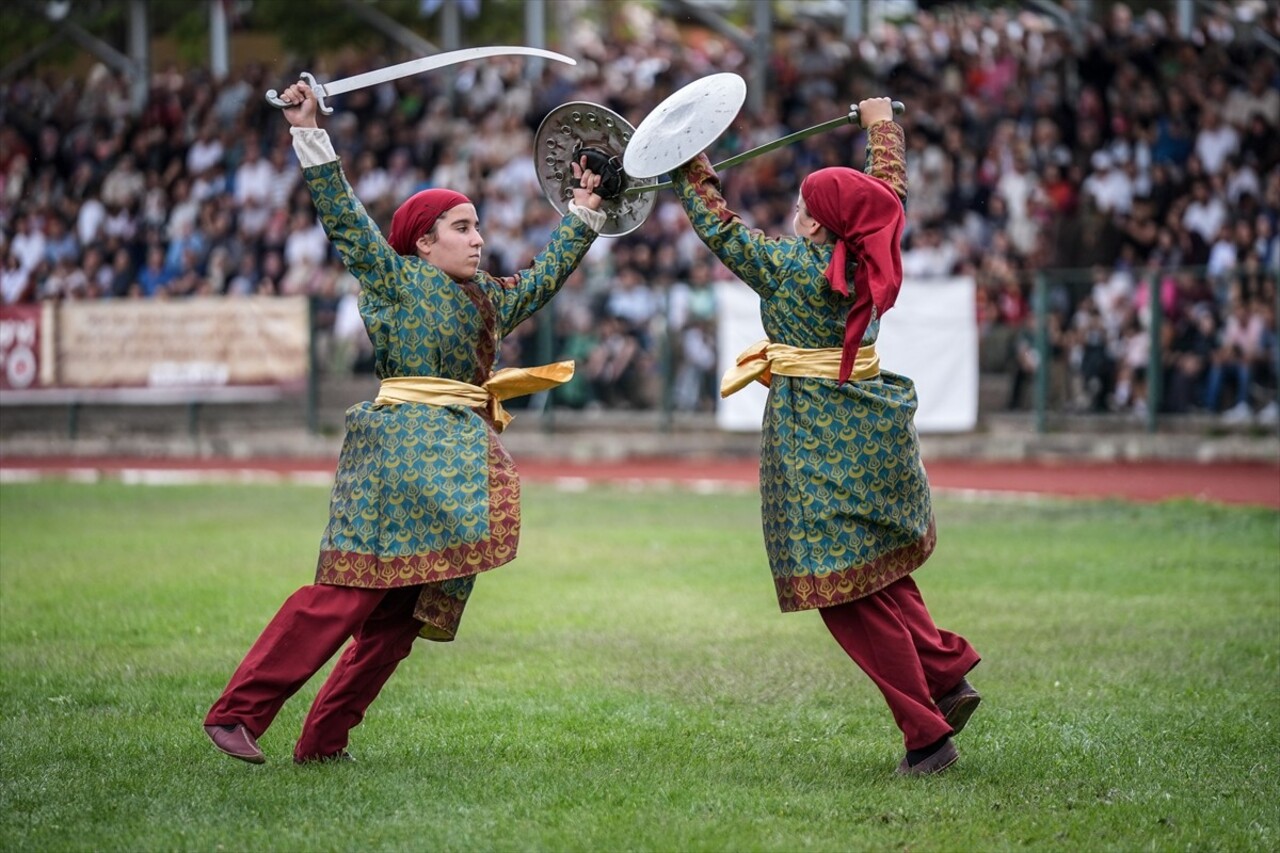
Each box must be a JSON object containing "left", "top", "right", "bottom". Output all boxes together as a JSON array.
[{"left": 0, "top": 305, "right": 43, "bottom": 390}]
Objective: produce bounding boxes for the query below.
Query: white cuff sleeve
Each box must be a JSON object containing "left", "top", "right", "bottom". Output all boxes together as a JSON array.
[
  {"left": 290, "top": 127, "right": 339, "bottom": 168},
  {"left": 568, "top": 202, "right": 607, "bottom": 234}
]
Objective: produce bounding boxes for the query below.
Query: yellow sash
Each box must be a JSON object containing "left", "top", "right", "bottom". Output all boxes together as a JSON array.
[
  {"left": 720, "top": 340, "right": 879, "bottom": 397},
  {"left": 375, "top": 361, "right": 575, "bottom": 433}
]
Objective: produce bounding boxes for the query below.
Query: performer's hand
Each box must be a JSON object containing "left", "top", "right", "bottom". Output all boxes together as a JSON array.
[
  {"left": 278, "top": 80, "right": 320, "bottom": 129},
  {"left": 571, "top": 156, "right": 604, "bottom": 211},
  {"left": 855, "top": 97, "right": 894, "bottom": 128}
]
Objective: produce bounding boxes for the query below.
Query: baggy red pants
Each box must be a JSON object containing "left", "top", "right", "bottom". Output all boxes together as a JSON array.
[
  {"left": 205, "top": 583, "right": 424, "bottom": 761},
  {"left": 820, "top": 575, "right": 980, "bottom": 750}
]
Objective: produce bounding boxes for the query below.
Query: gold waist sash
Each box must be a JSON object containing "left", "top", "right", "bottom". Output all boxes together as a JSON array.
[
  {"left": 375, "top": 361, "right": 574, "bottom": 433},
  {"left": 720, "top": 340, "right": 879, "bottom": 397}
]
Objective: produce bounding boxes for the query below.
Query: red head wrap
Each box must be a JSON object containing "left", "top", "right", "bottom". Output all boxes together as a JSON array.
[
  {"left": 799, "top": 167, "right": 905, "bottom": 383},
  {"left": 387, "top": 188, "right": 472, "bottom": 256}
]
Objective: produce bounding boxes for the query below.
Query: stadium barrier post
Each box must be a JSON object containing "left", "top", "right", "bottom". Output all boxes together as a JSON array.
[
  {"left": 307, "top": 297, "right": 319, "bottom": 434},
  {"left": 659, "top": 289, "right": 674, "bottom": 432},
  {"left": 1145, "top": 269, "right": 1162, "bottom": 434},
  {"left": 1033, "top": 271, "right": 1049, "bottom": 434},
  {"left": 538, "top": 311, "right": 557, "bottom": 434}
]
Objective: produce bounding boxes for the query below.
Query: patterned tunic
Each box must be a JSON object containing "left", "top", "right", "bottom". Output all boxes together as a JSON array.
[
  {"left": 672, "top": 123, "right": 936, "bottom": 612},
  {"left": 302, "top": 160, "right": 596, "bottom": 639}
]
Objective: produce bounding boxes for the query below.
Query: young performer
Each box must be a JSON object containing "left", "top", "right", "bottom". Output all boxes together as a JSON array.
[
  {"left": 672, "top": 97, "right": 981, "bottom": 775},
  {"left": 204, "top": 79, "right": 607, "bottom": 765}
]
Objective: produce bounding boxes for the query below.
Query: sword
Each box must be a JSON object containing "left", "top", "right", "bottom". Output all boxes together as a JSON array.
[{"left": 266, "top": 45, "right": 577, "bottom": 115}]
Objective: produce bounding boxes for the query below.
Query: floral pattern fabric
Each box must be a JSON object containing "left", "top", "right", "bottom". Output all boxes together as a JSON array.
[
  {"left": 303, "top": 160, "right": 595, "bottom": 638},
  {"left": 672, "top": 123, "right": 936, "bottom": 612}
]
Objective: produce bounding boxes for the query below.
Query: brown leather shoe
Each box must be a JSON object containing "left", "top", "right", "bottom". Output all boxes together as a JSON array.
[
  {"left": 895, "top": 738, "right": 959, "bottom": 776},
  {"left": 936, "top": 677, "right": 982, "bottom": 735},
  {"left": 204, "top": 724, "right": 265, "bottom": 764}
]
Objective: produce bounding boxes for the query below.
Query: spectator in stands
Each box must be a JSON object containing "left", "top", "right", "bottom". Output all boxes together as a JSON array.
[
  {"left": 99, "top": 152, "right": 146, "bottom": 212},
  {"left": 80, "top": 246, "right": 112, "bottom": 298},
  {"left": 163, "top": 218, "right": 206, "bottom": 279},
  {"left": 282, "top": 209, "right": 329, "bottom": 272},
  {"left": 1082, "top": 150, "right": 1133, "bottom": 216},
  {"left": 42, "top": 214, "right": 79, "bottom": 268},
  {"left": 584, "top": 313, "right": 646, "bottom": 409},
  {"left": 256, "top": 249, "right": 286, "bottom": 295},
  {"left": 551, "top": 304, "right": 598, "bottom": 410},
  {"left": 672, "top": 96, "right": 980, "bottom": 777},
  {"left": 1239, "top": 112, "right": 1279, "bottom": 176},
  {"left": 1181, "top": 178, "right": 1229, "bottom": 247},
  {"left": 1112, "top": 311, "right": 1150, "bottom": 414},
  {"left": 1193, "top": 104, "right": 1241, "bottom": 178},
  {"left": 107, "top": 246, "right": 135, "bottom": 298},
  {"left": 604, "top": 265, "right": 658, "bottom": 349},
  {"left": 1, "top": 249, "right": 32, "bottom": 305},
  {"left": 39, "top": 256, "right": 88, "bottom": 301},
  {"left": 1007, "top": 309, "right": 1070, "bottom": 412},
  {"left": 1223, "top": 63, "right": 1280, "bottom": 131},
  {"left": 224, "top": 252, "right": 259, "bottom": 297},
  {"left": 1164, "top": 303, "right": 1217, "bottom": 414},
  {"left": 204, "top": 77, "right": 608, "bottom": 767},
  {"left": 135, "top": 244, "right": 172, "bottom": 298},
  {"left": 672, "top": 317, "right": 718, "bottom": 413},
  {"left": 185, "top": 117, "right": 224, "bottom": 179},
  {"left": 232, "top": 136, "right": 276, "bottom": 238},
  {"left": 1203, "top": 296, "right": 1268, "bottom": 421},
  {"left": 1070, "top": 297, "right": 1116, "bottom": 412}
]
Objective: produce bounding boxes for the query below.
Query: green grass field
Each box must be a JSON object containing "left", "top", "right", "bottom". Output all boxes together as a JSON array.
[{"left": 0, "top": 480, "right": 1277, "bottom": 852}]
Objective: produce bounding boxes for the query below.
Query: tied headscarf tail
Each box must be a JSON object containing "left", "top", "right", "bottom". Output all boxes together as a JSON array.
[{"left": 799, "top": 167, "right": 904, "bottom": 382}]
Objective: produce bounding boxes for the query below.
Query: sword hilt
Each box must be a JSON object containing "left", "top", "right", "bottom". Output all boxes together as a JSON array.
[
  {"left": 848, "top": 100, "right": 906, "bottom": 125},
  {"left": 265, "top": 72, "right": 334, "bottom": 116}
]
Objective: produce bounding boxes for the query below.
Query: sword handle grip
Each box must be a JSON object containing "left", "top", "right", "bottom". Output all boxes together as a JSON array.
[
  {"left": 265, "top": 72, "right": 333, "bottom": 115},
  {"left": 847, "top": 100, "right": 906, "bottom": 126}
]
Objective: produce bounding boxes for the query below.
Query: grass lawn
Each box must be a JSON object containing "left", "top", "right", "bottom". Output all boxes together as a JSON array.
[{"left": 0, "top": 480, "right": 1277, "bottom": 852}]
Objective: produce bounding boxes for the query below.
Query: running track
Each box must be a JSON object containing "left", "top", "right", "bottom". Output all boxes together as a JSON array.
[{"left": 1, "top": 455, "right": 1277, "bottom": 509}]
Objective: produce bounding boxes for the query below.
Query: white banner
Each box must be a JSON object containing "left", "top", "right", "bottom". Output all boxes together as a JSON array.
[
  {"left": 51, "top": 296, "right": 310, "bottom": 388},
  {"left": 714, "top": 276, "right": 978, "bottom": 433},
  {"left": 714, "top": 280, "right": 769, "bottom": 432}
]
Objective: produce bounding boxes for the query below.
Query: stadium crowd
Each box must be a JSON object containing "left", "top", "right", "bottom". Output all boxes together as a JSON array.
[{"left": 1, "top": 1, "right": 1277, "bottom": 423}]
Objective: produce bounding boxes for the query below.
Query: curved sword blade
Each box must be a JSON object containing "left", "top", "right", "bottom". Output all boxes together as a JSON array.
[
  {"left": 267, "top": 46, "right": 576, "bottom": 113},
  {"left": 320, "top": 45, "right": 575, "bottom": 97}
]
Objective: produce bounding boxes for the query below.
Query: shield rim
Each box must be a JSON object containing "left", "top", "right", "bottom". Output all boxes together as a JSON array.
[
  {"left": 533, "top": 100, "right": 658, "bottom": 237},
  {"left": 622, "top": 73, "right": 747, "bottom": 179}
]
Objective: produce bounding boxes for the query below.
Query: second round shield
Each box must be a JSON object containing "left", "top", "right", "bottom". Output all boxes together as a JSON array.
[
  {"left": 623, "top": 73, "right": 747, "bottom": 179},
  {"left": 534, "top": 101, "right": 657, "bottom": 237}
]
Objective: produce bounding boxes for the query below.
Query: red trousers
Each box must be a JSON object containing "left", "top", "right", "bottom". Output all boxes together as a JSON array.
[
  {"left": 205, "top": 584, "right": 424, "bottom": 761},
  {"left": 820, "top": 575, "right": 979, "bottom": 750}
]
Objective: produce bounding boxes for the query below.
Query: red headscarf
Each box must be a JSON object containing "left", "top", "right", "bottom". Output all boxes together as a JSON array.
[
  {"left": 387, "top": 188, "right": 472, "bottom": 256},
  {"left": 799, "top": 167, "right": 905, "bottom": 383}
]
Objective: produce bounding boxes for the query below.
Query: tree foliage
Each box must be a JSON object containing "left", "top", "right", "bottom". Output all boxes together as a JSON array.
[{"left": 1, "top": 0, "right": 564, "bottom": 75}]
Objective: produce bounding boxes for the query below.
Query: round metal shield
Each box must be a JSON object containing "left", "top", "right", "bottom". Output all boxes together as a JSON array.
[
  {"left": 623, "top": 73, "right": 747, "bottom": 179},
  {"left": 534, "top": 101, "right": 657, "bottom": 237}
]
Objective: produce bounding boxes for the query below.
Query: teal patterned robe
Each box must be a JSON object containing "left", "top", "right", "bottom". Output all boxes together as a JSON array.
[
  {"left": 302, "top": 160, "right": 597, "bottom": 639},
  {"left": 672, "top": 123, "right": 936, "bottom": 612}
]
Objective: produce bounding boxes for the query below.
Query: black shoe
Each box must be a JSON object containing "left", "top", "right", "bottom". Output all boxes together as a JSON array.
[
  {"left": 895, "top": 738, "right": 959, "bottom": 776},
  {"left": 936, "top": 677, "right": 982, "bottom": 735}
]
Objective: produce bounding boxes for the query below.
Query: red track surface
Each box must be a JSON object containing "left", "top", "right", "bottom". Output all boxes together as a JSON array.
[{"left": 1, "top": 455, "right": 1277, "bottom": 509}]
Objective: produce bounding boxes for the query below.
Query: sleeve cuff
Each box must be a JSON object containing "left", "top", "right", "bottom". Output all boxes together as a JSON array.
[
  {"left": 290, "top": 127, "right": 339, "bottom": 168},
  {"left": 568, "top": 203, "right": 607, "bottom": 234}
]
